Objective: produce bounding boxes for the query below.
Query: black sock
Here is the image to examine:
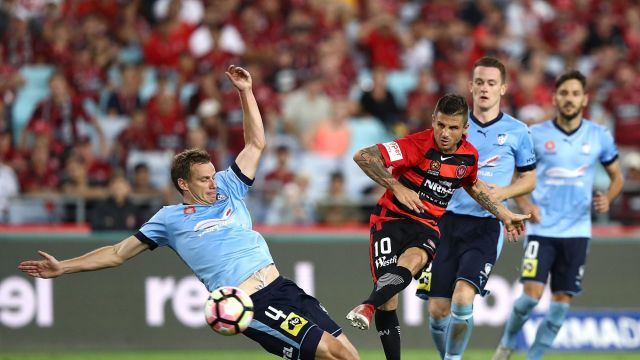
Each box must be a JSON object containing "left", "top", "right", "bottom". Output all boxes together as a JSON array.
[
  {"left": 376, "top": 309, "right": 401, "bottom": 360},
  {"left": 364, "top": 266, "right": 413, "bottom": 308}
]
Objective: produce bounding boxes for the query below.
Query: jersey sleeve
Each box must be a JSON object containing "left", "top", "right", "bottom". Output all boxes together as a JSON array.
[
  {"left": 376, "top": 136, "right": 422, "bottom": 168},
  {"left": 135, "top": 207, "right": 169, "bottom": 250},
  {"left": 216, "top": 163, "right": 254, "bottom": 200},
  {"left": 515, "top": 128, "right": 537, "bottom": 172},
  {"left": 599, "top": 127, "right": 619, "bottom": 166}
]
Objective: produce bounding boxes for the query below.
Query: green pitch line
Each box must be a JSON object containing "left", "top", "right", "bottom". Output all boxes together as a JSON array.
[{"left": 1, "top": 350, "right": 639, "bottom": 360}]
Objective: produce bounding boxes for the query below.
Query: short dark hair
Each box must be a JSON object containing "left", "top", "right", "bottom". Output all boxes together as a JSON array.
[
  {"left": 555, "top": 69, "right": 587, "bottom": 90},
  {"left": 434, "top": 93, "right": 469, "bottom": 122},
  {"left": 473, "top": 56, "right": 507, "bottom": 83},
  {"left": 170, "top": 148, "right": 211, "bottom": 194}
]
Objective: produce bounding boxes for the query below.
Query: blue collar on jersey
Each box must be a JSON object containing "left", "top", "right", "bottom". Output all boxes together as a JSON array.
[
  {"left": 470, "top": 112, "right": 504, "bottom": 128},
  {"left": 552, "top": 117, "right": 583, "bottom": 136}
]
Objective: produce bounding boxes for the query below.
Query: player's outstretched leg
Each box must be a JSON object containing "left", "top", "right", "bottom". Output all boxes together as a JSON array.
[
  {"left": 492, "top": 293, "right": 539, "bottom": 360},
  {"left": 527, "top": 301, "right": 569, "bottom": 360},
  {"left": 346, "top": 265, "right": 413, "bottom": 330}
]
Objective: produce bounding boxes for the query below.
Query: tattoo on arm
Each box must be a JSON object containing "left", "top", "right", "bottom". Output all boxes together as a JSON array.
[
  {"left": 355, "top": 146, "right": 399, "bottom": 189},
  {"left": 475, "top": 190, "right": 499, "bottom": 216},
  {"left": 466, "top": 181, "right": 501, "bottom": 217}
]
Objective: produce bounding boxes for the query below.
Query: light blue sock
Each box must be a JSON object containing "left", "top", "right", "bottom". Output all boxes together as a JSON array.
[
  {"left": 501, "top": 293, "right": 539, "bottom": 349},
  {"left": 429, "top": 314, "right": 450, "bottom": 359},
  {"left": 444, "top": 303, "right": 473, "bottom": 360},
  {"left": 527, "top": 301, "right": 569, "bottom": 360}
]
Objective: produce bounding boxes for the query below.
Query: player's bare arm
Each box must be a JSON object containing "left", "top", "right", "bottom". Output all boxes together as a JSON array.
[
  {"left": 594, "top": 159, "right": 624, "bottom": 213},
  {"left": 488, "top": 170, "right": 536, "bottom": 202},
  {"left": 18, "top": 235, "right": 149, "bottom": 278},
  {"left": 464, "top": 179, "right": 530, "bottom": 241},
  {"left": 354, "top": 145, "right": 427, "bottom": 213},
  {"left": 227, "top": 65, "right": 266, "bottom": 180}
]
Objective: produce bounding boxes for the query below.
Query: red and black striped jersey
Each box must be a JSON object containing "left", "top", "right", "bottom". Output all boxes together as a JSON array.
[{"left": 372, "top": 129, "right": 479, "bottom": 232}]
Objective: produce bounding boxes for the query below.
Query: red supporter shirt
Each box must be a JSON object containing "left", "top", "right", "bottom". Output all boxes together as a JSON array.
[{"left": 372, "top": 129, "right": 479, "bottom": 232}]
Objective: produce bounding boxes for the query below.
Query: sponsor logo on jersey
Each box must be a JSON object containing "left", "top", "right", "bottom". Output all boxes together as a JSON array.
[
  {"left": 478, "top": 155, "right": 500, "bottom": 168},
  {"left": 544, "top": 140, "right": 556, "bottom": 152},
  {"left": 545, "top": 165, "right": 587, "bottom": 178},
  {"left": 581, "top": 143, "right": 591, "bottom": 154},
  {"left": 456, "top": 165, "right": 467, "bottom": 178},
  {"left": 382, "top": 142, "right": 403, "bottom": 162},
  {"left": 280, "top": 312, "right": 308, "bottom": 336},
  {"left": 496, "top": 133, "right": 508, "bottom": 145},
  {"left": 375, "top": 255, "right": 398, "bottom": 269},
  {"left": 193, "top": 208, "right": 234, "bottom": 234},
  {"left": 424, "top": 178, "right": 455, "bottom": 198},
  {"left": 522, "top": 258, "right": 538, "bottom": 277}
]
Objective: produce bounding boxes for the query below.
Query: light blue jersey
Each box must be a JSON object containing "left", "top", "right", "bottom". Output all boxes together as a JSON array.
[
  {"left": 447, "top": 112, "right": 536, "bottom": 218},
  {"left": 136, "top": 165, "right": 274, "bottom": 291},
  {"left": 528, "top": 119, "right": 618, "bottom": 238}
]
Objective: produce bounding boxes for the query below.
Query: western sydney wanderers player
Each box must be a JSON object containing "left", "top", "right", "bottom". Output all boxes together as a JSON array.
[{"left": 346, "top": 94, "right": 530, "bottom": 360}]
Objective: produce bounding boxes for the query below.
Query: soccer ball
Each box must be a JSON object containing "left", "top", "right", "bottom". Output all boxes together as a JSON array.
[{"left": 204, "top": 286, "right": 254, "bottom": 336}]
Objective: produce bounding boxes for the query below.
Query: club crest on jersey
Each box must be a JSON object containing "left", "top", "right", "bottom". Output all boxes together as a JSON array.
[
  {"left": 430, "top": 160, "right": 441, "bottom": 170},
  {"left": 183, "top": 206, "right": 196, "bottom": 215},
  {"left": 544, "top": 140, "right": 556, "bottom": 152},
  {"left": 496, "top": 133, "right": 508, "bottom": 145},
  {"left": 455, "top": 165, "right": 467, "bottom": 178}
]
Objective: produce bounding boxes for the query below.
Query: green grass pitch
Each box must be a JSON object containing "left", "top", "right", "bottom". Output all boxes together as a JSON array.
[{"left": 2, "top": 350, "right": 639, "bottom": 360}]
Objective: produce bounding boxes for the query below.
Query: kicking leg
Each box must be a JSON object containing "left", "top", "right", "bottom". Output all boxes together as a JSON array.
[
  {"left": 527, "top": 293, "right": 571, "bottom": 360},
  {"left": 428, "top": 297, "right": 451, "bottom": 359}
]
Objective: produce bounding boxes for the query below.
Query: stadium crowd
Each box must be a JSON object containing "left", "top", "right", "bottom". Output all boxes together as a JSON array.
[{"left": 0, "top": 0, "right": 639, "bottom": 229}]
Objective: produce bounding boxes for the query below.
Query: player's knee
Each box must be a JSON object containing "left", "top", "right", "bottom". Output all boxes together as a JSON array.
[
  {"left": 428, "top": 300, "right": 451, "bottom": 320},
  {"left": 452, "top": 280, "right": 477, "bottom": 303},
  {"left": 523, "top": 282, "right": 545, "bottom": 300},
  {"left": 398, "top": 248, "right": 429, "bottom": 274}
]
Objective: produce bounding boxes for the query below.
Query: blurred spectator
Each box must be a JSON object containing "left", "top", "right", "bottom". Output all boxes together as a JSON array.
[
  {"left": 603, "top": 63, "right": 640, "bottom": 149},
  {"left": 358, "top": 13, "right": 404, "bottom": 70},
  {"left": 615, "top": 152, "right": 640, "bottom": 225},
  {"left": 145, "top": 70, "right": 186, "bottom": 150},
  {"left": 359, "top": 66, "right": 403, "bottom": 135},
  {"left": 266, "top": 172, "right": 316, "bottom": 225},
  {"left": 66, "top": 46, "right": 106, "bottom": 103},
  {"left": 143, "top": 0, "right": 197, "bottom": 68},
  {"left": 405, "top": 69, "right": 439, "bottom": 132},
  {"left": 0, "top": 44, "right": 26, "bottom": 131},
  {"left": 115, "top": 110, "right": 158, "bottom": 166},
  {"left": 89, "top": 173, "right": 145, "bottom": 230},
  {"left": 316, "top": 31, "right": 357, "bottom": 100},
  {"left": 303, "top": 99, "right": 351, "bottom": 158},
  {"left": 0, "top": 155, "right": 19, "bottom": 223},
  {"left": 104, "top": 64, "right": 143, "bottom": 116},
  {"left": 402, "top": 18, "right": 435, "bottom": 72},
  {"left": 60, "top": 153, "right": 107, "bottom": 201},
  {"left": 18, "top": 138, "right": 60, "bottom": 194},
  {"left": 281, "top": 73, "right": 332, "bottom": 141},
  {"left": 1, "top": 12, "right": 37, "bottom": 66},
  {"left": 316, "top": 171, "right": 360, "bottom": 225},
  {"left": 263, "top": 145, "right": 296, "bottom": 191},
  {"left": 20, "top": 73, "right": 107, "bottom": 158},
  {"left": 73, "top": 137, "right": 112, "bottom": 186},
  {"left": 131, "top": 162, "right": 167, "bottom": 199},
  {"left": 194, "top": 98, "right": 226, "bottom": 168}
]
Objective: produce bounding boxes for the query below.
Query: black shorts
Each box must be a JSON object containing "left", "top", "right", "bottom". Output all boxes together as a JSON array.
[
  {"left": 243, "top": 276, "right": 342, "bottom": 360},
  {"left": 520, "top": 235, "right": 590, "bottom": 295},
  {"left": 417, "top": 212, "right": 502, "bottom": 299},
  {"left": 369, "top": 218, "right": 440, "bottom": 283}
]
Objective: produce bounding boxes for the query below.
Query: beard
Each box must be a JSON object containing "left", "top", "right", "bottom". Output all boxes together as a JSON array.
[{"left": 558, "top": 105, "right": 583, "bottom": 121}]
